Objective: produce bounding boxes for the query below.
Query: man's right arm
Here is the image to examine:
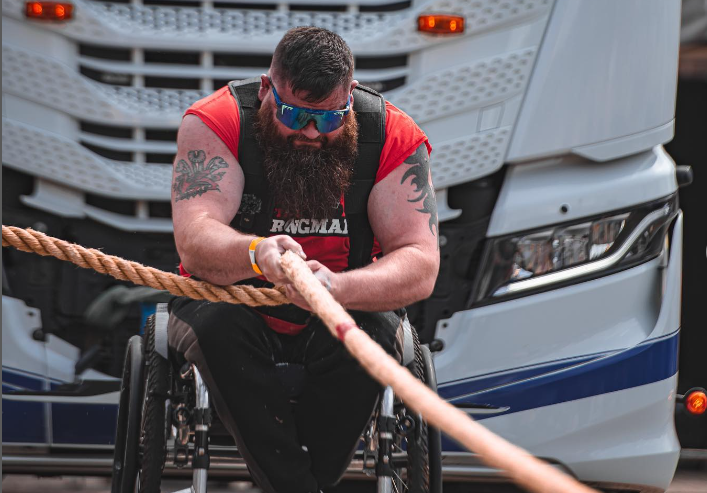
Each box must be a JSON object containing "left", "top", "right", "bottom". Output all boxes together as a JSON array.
[{"left": 171, "top": 115, "right": 304, "bottom": 286}]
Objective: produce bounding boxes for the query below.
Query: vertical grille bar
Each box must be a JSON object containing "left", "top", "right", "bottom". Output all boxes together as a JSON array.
[
  {"left": 136, "top": 200, "right": 150, "bottom": 219},
  {"left": 134, "top": 127, "right": 145, "bottom": 165},
  {"left": 202, "top": 51, "right": 213, "bottom": 92},
  {"left": 133, "top": 48, "right": 144, "bottom": 88}
]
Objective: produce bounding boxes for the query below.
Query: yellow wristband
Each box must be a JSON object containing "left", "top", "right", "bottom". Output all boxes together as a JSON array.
[{"left": 248, "top": 237, "right": 266, "bottom": 275}]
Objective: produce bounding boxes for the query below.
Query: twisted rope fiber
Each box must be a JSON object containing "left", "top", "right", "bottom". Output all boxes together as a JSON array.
[
  {"left": 1, "top": 225, "right": 289, "bottom": 307},
  {"left": 280, "top": 251, "right": 599, "bottom": 493}
]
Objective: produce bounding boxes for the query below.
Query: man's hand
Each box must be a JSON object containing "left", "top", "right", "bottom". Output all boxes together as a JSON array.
[
  {"left": 283, "top": 260, "right": 336, "bottom": 312},
  {"left": 254, "top": 235, "right": 307, "bottom": 285}
]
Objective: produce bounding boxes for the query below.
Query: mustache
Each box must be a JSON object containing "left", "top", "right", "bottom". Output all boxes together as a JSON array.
[{"left": 289, "top": 133, "right": 328, "bottom": 144}]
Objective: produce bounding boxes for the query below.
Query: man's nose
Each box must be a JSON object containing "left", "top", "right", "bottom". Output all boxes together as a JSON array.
[{"left": 299, "top": 120, "right": 320, "bottom": 140}]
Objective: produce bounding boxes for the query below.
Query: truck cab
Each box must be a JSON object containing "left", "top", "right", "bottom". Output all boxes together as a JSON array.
[{"left": 2, "top": 0, "right": 688, "bottom": 490}]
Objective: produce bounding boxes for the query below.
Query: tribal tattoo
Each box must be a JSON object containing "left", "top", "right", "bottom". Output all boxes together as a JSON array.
[
  {"left": 173, "top": 150, "right": 229, "bottom": 202},
  {"left": 401, "top": 144, "right": 438, "bottom": 238}
]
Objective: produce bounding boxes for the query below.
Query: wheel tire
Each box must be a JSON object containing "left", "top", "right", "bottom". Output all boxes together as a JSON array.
[
  {"left": 136, "top": 314, "right": 171, "bottom": 493},
  {"left": 112, "top": 335, "right": 145, "bottom": 493},
  {"left": 403, "top": 327, "right": 432, "bottom": 493},
  {"left": 420, "top": 345, "right": 442, "bottom": 493}
]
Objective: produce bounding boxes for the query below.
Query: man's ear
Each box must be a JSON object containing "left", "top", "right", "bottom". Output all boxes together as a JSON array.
[
  {"left": 258, "top": 74, "right": 270, "bottom": 102},
  {"left": 349, "top": 80, "right": 359, "bottom": 105}
]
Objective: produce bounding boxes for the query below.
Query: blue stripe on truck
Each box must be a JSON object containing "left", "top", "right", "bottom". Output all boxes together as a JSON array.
[{"left": 440, "top": 330, "right": 679, "bottom": 420}]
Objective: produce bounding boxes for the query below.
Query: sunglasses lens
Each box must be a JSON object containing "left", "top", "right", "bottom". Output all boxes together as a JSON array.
[
  {"left": 276, "top": 106, "right": 306, "bottom": 130},
  {"left": 315, "top": 114, "right": 346, "bottom": 133},
  {"left": 276, "top": 109, "right": 346, "bottom": 133}
]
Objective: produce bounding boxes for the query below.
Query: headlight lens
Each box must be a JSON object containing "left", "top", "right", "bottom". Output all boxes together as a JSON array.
[{"left": 474, "top": 196, "right": 677, "bottom": 301}]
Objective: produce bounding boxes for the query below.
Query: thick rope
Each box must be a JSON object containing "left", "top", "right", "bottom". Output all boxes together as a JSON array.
[
  {"left": 280, "top": 251, "right": 598, "bottom": 493},
  {"left": 1, "top": 225, "right": 289, "bottom": 307},
  {"left": 3, "top": 224, "right": 597, "bottom": 492}
]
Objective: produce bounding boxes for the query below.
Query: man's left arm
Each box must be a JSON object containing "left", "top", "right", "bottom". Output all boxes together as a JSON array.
[{"left": 285, "top": 143, "right": 440, "bottom": 311}]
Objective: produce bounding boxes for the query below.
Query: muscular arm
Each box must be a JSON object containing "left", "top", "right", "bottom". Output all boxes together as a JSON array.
[
  {"left": 329, "top": 143, "right": 440, "bottom": 311},
  {"left": 172, "top": 115, "right": 304, "bottom": 286}
]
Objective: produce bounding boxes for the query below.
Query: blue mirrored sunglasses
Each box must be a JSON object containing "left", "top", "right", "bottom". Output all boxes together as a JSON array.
[{"left": 269, "top": 77, "right": 352, "bottom": 134}]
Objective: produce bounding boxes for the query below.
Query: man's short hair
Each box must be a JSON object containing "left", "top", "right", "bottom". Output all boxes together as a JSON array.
[{"left": 272, "top": 27, "right": 354, "bottom": 103}]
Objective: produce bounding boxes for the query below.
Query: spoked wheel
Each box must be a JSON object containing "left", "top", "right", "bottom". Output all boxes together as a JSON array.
[
  {"left": 420, "top": 345, "right": 442, "bottom": 493},
  {"left": 112, "top": 316, "right": 171, "bottom": 493},
  {"left": 378, "top": 329, "right": 442, "bottom": 493},
  {"left": 135, "top": 314, "right": 171, "bottom": 493},
  {"left": 112, "top": 335, "right": 145, "bottom": 493}
]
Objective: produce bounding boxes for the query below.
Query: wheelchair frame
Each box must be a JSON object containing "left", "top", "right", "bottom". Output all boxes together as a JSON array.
[{"left": 112, "top": 303, "right": 442, "bottom": 493}]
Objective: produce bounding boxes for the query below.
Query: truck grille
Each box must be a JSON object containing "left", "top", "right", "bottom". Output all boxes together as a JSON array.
[
  {"left": 78, "top": 42, "right": 408, "bottom": 92},
  {"left": 87, "top": 0, "right": 412, "bottom": 12},
  {"left": 81, "top": 0, "right": 411, "bottom": 41},
  {"left": 2, "top": 0, "right": 554, "bottom": 232}
]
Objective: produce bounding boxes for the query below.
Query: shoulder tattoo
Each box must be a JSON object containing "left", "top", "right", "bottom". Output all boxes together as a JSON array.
[
  {"left": 173, "top": 150, "right": 229, "bottom": 202},
  {"left": 401, "top": 144, "right": 438, "bottom": 239}
]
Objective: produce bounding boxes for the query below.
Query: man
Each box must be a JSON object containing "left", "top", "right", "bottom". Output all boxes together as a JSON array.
[{"left": 169, "top": 27, "right": 439, "bottom": 493}]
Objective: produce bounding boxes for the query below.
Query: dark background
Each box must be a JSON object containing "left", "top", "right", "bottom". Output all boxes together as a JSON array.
[{"left": 664, "top": 44, "right": 707, "bottom": 450}]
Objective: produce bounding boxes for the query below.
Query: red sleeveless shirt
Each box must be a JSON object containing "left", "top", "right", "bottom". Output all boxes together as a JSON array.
[{"left": 183, "top": 86, "right": 431, "bottom": 275}]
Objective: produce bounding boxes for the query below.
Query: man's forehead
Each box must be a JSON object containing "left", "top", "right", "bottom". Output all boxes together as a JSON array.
[{"left": 273, "top": 77, "right": 350, "bottom": 110}]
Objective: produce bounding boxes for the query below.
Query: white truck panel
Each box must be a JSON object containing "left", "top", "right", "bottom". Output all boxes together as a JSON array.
[
  {"left": 488, "top": 146, "right": 678, "bottom": 236},
  {"left": 507, "top": 0, "right": 681, "bottom": 163}
]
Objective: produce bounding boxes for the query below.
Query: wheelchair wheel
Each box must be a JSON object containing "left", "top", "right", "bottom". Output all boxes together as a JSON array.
[
  {"left": 119, "top": 315, "right": 171, "bottom": 493},
  {"left": 384, "top": 329, "right": 441, "bottom": 493},
  {"left": 135, "top": 314, "right": 171, "bottom": 493},
  {"left": 400, "top": 329, "right": 432, "bottom": 493},
  {"left": 420, "top": 344, "right": 442, "bottom": 493},
  {"left": 111, "top": 335, "right": 145, "bottom": 493}
]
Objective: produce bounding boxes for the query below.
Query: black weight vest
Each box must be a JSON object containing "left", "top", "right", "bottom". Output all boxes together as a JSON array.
[{"left": 227, "top": 78, "right": 386, "bottom": 270}]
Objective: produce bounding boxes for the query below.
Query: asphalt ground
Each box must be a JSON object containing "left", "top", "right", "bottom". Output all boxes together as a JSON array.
[{"left": 2, "top": 466, "right": 705, "bottom": 493}]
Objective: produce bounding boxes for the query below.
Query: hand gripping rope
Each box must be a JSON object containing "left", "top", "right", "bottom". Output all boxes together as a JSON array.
[{"left": 2, "top": 225, "right": 598, "bottom": 493}]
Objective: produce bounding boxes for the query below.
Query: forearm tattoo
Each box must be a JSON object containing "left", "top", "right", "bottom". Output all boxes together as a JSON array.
[
  {"left": 173, "top": 150, "right": 229, "bottom": 202},
  {"left": 401, "top": 144, "right": 438, "bottom": 238}
]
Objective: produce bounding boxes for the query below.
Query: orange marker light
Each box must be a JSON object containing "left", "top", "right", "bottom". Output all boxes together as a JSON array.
[
  {"left": 418, "top": 14, "right": 465, "bottom": 35},
  {"left": 686, "top": 390, "right": 707, "bottom": 415},
  {"left": 25, "top": 1, "right": 74, "bottom": 20}
]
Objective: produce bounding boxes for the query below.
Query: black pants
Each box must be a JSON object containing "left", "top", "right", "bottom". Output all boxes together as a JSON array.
[{"left": 168, "top": 297, "right": 402, "bottom": 493}]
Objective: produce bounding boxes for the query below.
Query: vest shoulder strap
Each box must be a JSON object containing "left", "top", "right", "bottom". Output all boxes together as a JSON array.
[
  {"left": 228, "top": 78, "right": 272, "bottom": 236},
  {"left": 345, "top": 85, "right": 386, "bottom": 270}
]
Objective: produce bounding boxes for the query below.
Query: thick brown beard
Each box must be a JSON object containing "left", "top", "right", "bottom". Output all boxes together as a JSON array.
[{"left": 253, "top": 103, "right": 358, "bottom": 220}]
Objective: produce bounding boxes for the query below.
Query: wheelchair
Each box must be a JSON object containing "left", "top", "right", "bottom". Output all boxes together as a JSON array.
[{"left": 112, "top": 303, "right": 442, "bottom": 493}]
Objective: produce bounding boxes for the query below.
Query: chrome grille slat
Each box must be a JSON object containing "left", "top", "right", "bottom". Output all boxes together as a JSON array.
[
  {"left": 78, "top": 56, "right": 408, "bottom": 85},
  {"left": 77, "top": 39, "right": 411, "bottom": 91},
  {"left": 79, "top": 132, "right": 177, "bottom": 153},
  {"left": 84, "top": 2, "right": 406, "bottom": 39}
]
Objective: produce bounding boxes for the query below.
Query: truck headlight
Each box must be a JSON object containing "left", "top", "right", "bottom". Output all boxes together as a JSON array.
[{"left": 473, "top": 195, "right": 678, "bottom": 302}]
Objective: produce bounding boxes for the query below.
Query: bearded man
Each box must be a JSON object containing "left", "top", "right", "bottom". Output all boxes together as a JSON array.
[{"left": 169, "top": 27, "right": 440, "bottom": 493}]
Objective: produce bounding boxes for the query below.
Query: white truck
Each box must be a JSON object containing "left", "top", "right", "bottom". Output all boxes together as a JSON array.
[{"left": 2, "top": 0, "right": 690, "bottom": 490}]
